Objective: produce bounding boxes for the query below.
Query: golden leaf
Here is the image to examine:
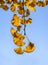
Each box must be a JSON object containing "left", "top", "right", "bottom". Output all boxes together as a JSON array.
[
  {"left": 28, "top": 1, "right": 36, "bottom": 7},
  {"left": 10, "top": 28, "right": 17, "bottom": 36},
  {"left": 28, "top": 6, "right": 36, "bottom": 12},
  {"left": 14, "top": 40, "right": 25, "bottom": 46},
  {"left": 25, "top": 1, "right": 36, "bottom": 12},
  {"left": 13, "top": 2, "right": 18, "bottom": 8},
  {"left": 46, "top": 1, "right": 48, "bottom": 5},
  {"left": 13, "top": 14, "right": 19, "bottom": 20},
  {"left": 25, "top": 1, "right": 36, "bottom": 7},
  {"left": 10, "top": 4, "right": 16, "bottom": 12},
  {"left": 36, "top": 1, "right": 42, "bottom": 6},
  {"left": 6, "top": 0, "right": 12, "bottom": 4},
  {"left": 32, "top": 0, "right": 36, "bottom": 3},
  {"left": 41, "top": 2, "right": 46, "bottom": 7},
  {"left": 17, "top": 9, "right": 25, "bottom": 15},
  {"left": 20, "top": 18, "right": 32, "bottom": 25},
  {"left": 26, "top": 18, "right": 32, "bottom": 24},
  {"left": 0, "top": 0, "right": 5, "bottom": 4},
  {"left": 24, "top": 0, "right": 29, "bottom": 2},
  {"left": 16, "top": 33, "right": 25, "bottom": 40},
  {"left": 14, "top": 47, "right": 24, "bottom": 54},
  {"left": 13, "top": 37, "right": 20, "bottom": 43},
  {"left": 23, "top": 42, "right": 35, "bottom": 53},
  {"left": 20, "top": 19, "right": 26, "bottom": 25},
  {"left": 12, "top": 0, "right": 18, "bottom": 3},
  {"left": 25, "top": 1, "right": 30, "bottom": 6},
  {"left": 11, "top": 19, "right": 20, "bottom": 27},
  {"left": 18, "top": 1, "right": 24, "bottom": 7},
  {"left": 1, "top": 5, "right": 9, "bottom": 11},
  {"left": 11, "top": 14, "right": 21, "bottom": 27}
]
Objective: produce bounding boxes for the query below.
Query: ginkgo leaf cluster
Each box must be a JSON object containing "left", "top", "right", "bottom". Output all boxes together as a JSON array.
[
  {"left": 14, "top": 42, "right": 35, "bottom": 54},
  {"left": 1, "top": 0, "right": 48, "bottom": 54},
  {"left": 0, "top": 0, "right": 48, "bottom": 11},
  {"left": 10, "top": 27, "right": 25, "bottom": 47}
]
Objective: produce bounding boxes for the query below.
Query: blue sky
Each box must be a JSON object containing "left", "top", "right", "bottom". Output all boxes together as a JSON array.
[{"left": 0, "top": 5, "right": 48, "bottom": 65}]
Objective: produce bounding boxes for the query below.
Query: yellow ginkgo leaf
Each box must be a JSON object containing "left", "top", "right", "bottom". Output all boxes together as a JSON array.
[
  {"left": 26, "top": 18, "right": 32, "bottom": 24},
  {"left": 12, "top": 31, "right": 25, "bottom": 40},
  {"left": 1, "top": 4, "right": 9, "bottom": 11},
  {"left": 13, "top": 14, "right": 19, "bottom": 20},
  {"left": 20, "top": 19, "right": 27, "bottom": 25},
  {"left": 16, "top": 33, "right": 25, "bottom": 40},
  {"left": 14, "top": 40, "right": 25, "bottom": 46},
  {"left": 25, "top": 1, "right": 36, "bottom": 11},
  {"left": 25, "top": 1, "right": 31, "bottom": 6},
  {"left": 12, "top": 22, "right": 20, "bottom": 27},
  {"left": 0, "top": 0, "right": 5, "bottom": 4},
  {"left": 10, "top": 28, "right": 17, "bottom": 36},
  {"left": 13, "top": 2, "right": 18, "bottom": 8},
  {"left": 14, "top": 47, "right": 24, "bottom": 54},
  {"left": 24, "top": 0, "right": 29, "bottom": 2},
  {"left": 36, "top": 1, "right": 46, "bottom": 7},
  {"left": 11, "top": 19, "right": 20, "bottom": 27},
  {"left": 25, "top": 1, "right": 36, "bottom": 7},
  {"left": 18, "top": 1, "right": 24, "bottom": 7},
  {"left": 36, "top": 1, "right": 42, "bottom": 6},
  {"left": 17, "top": 9, "right": 25, "bottom": 15},
  {"left": 41, "top": 2, "right": 46, "bottom": 7},
  {"left": 13, "top": 37, "right": 19, "bottom": 43},
  {"left": 20, "top": 18, "right": 32, "bottom": 25},
  {"left": 28, "top": 6, "right": 36, "bottom": 12},
  {"left": 23, "top": 42, "right": 35, "bottom": 53},
  {"left": 46, "top": 1, "right": 48, "bottom": 5},
  {"left": 11, "top": 14, "right": 21, "bottom": 27},
  {"left": 12, "top": 0, "right": 18, "bottom": 3},
  {"left": 32, "top": 0, "right": 36, "bottom": 3},
  {"left": 10, "top": 4, "right": 16, "bottom": 12},
  {"left": 17, "top": 5, "right": 25, "bottom": 15},
  {"left": 6, "top": 0, "right": 12, "bottom": 4},
  {"left": 28, "top": 1, "right": 36, "bottom": 7}
]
